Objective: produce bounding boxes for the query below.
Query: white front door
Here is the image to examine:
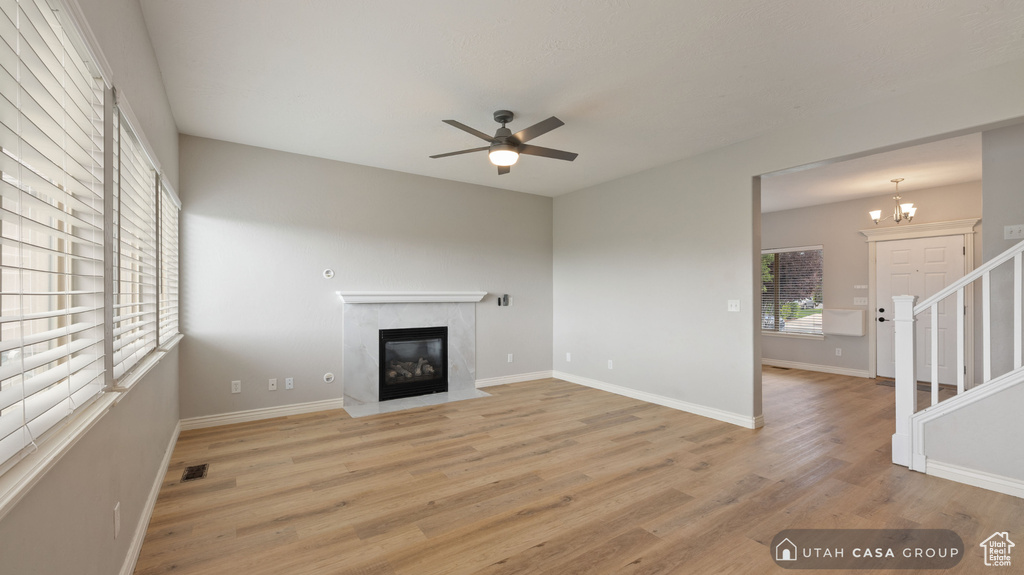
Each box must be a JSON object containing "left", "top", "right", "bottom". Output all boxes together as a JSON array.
[{"left": 876, "top": 235, "right": 965, "bottom": 383}]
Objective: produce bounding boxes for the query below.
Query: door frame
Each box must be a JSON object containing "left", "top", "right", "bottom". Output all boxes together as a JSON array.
[{"left": 860, "top": 218, "right": 979, "bottom": 381}]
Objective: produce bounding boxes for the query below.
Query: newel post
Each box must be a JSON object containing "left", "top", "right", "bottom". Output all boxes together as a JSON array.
[{"left": 891, "top": 295, "right": 918, "bottom": 467}]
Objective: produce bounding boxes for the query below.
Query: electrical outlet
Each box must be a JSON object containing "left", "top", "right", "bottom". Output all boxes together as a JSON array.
[
  {"left": 835, "top": 348, "right": 842, "bottom": 357},
  {"left": 285, "top": 377, "right": 294, "bottom": 390},
  {"left": 231, "top": 380, "right": 241, "bottom": 394},
  {"left": 507, "top": 353, "right": 513, "bottom": 363},
  {"left": 113, "top": 502, "right": 120, "bottom": 539},
  {"left": 566, "top": 352, "right": 571, "bottom": 362},
  {"left": 269, "top": 378, "right": 277, "bottom": 391},
  {"left": 608, "top": 359, "right": 614, "bottom": 370}
]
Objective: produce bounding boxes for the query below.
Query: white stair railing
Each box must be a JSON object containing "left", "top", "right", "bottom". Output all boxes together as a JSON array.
[{"left": 892, "top": 239, "right": 1024, "bottom": 467}]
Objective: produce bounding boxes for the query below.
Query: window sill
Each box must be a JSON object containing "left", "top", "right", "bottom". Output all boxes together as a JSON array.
[
  {"left": 0, "top": 333, "right": 183, "bottom": 521},
  {"left": 0, "top": 391, "right": 117, "bottom": 521},
  {"left": 761, "top": 331, "right": 825, "bottom": 341},
  {"left": 111, "top": 333, "right": 183, "bottom": 400}
]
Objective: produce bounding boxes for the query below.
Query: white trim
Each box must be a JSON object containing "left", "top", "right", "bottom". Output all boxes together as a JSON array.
[
  {"left": 762, "top": 358, "right": 871, "bottom": 378},
  {"left": 926, "top": 460, "right": 1024, "bottom": 499},
  {"left": 552, "top": 371, "right": 762, "bottom": 429},
  {"left": 58, "top": 0, "right": 114, "bottom": 85},
  {"left": 0, "top": 392, "right": 118, "bottom": 522},
  {"left": 179, "top": 398, "right": 347, "bottom": 431},
  {"left": 859, "top": 218, "right": 980, "bottom": 242},
  {"left": 762, "top": 244, "right": 823, "bottom": 255},
  {"left": 476, "top": 371, "right": 554, "bottom": 388},
  {"left": 120, "top": 421, "right": 180, "bottom": 575},
  {"left": 910, "top": 366, "right": 1024, "bottom": 472},
  {"left": 337, "top": 291, "right": 487, "bottom": 304},
  {"left": 761, "top": 331, "right": 825, "bottom": 341},
  {"left": 863, "top": 218, "right": 979, "bottom": 381}
]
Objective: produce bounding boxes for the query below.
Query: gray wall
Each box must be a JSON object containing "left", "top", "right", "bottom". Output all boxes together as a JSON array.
[
  {"left": 761, "top": 182, "right": 983, "bottom": 374},
  {"left": 923, "top": 122, "right": 1024, "bottom": 481},
  {"left": 924, "top": 380, "right": 1024, "bottom": 481},
  {"left": 178, "top": 136, "right": 553, "bottom": 419},
  {"left": 0, "top": 348, "right": 180, "bottom": 575},
  {"left": 553, "top": 59, "right": 1024, "bottom": 425},
  {"left": 982, "top": 123, "right": 1024, "bottom": 379},
  {"left": 0, "top": 0, "right": 180, "bottom": 573}
]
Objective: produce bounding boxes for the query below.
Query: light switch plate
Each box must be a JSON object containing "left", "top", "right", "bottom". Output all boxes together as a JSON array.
[
  {"left": 727, "top": 300, "right": 740, "bottom": 312},
  {"left": 1005, "top": 224, "right": 1024, "bottom": 240},
  {"left": 854, "top": 297, "right": 868, "bottom": 306}
]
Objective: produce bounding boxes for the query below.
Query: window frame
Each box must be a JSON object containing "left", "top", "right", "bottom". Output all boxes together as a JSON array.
[
  {"left": 0, "top": 0, "right": 181, "bottom": 515},
  {"left": 761, "top": 245, "right": 824, "bottom": 337}
]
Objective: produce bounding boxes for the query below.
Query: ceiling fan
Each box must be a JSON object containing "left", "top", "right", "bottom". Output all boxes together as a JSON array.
[{"left": 430, "top": 110, "right": 578, "bottom": 175}]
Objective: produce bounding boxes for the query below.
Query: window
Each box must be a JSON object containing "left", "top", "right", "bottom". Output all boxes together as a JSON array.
[
  {"left": 761, "top": 246, "right": 823, "bottom": 335},
  {"left": 0, "top": 0, "right": 105, "bottom": 468},
  {"left": 158, "top": 180, "right": 179, "bottom": 342},
  {"left": 112, "top": 109, "right": 158, "bottom": 380}
]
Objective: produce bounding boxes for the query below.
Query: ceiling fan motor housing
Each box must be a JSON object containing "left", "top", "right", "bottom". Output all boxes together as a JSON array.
[{"left": 493, "top": 110, "right": 514, "bottom": 125}]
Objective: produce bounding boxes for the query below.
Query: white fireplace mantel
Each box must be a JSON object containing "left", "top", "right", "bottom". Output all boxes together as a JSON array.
[{"left": 337, "top": 291, "right": 487, "bottom": 304}]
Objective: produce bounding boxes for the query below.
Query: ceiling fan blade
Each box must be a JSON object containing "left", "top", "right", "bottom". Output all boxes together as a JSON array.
[
  {"left": 498, "top": 165, "right": 511, "bottom": 175},
  {"left": 442, "top": 120, "right": 495, "bottom": 142},
  {"left": 518, "top": 144, "right": 578, "bottom": 162},
  {"left": 429, "top": 146, "right": 489, "bottom": 159},
  {"left": 512, "top": 116, "right": 564, "bottom": 144}
]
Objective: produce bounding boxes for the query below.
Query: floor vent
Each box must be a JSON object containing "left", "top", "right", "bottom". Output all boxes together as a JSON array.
[{"left": 181, "top": 464, "right": 209, "bottom": 482}]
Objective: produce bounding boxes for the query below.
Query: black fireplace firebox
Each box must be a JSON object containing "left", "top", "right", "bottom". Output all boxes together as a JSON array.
[{"left": 379, "top": 326, "right": 448, "bottom": 401}]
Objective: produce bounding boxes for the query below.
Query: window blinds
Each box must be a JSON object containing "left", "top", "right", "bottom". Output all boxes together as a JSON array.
[
  {"left": 761, "top": 247, "right": 824, "bottom": 335},
  {"left": 158, "top": 180, "right": 178, "bottom": 342},
  {"left": 0, "top": 0, "right": 105, "bottom": 468},
  {"left": 111, "top": 109, "right": 157, "bottom": 380}
]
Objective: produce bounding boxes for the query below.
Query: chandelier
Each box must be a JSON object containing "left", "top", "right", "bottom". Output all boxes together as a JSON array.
[{"left": 869, "top": 178, "right": 916, "bottom": 224}]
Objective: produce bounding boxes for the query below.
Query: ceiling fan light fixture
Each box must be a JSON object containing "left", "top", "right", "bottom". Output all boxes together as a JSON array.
[{"left": 488, "top": 143, "right": 519, "bottom": 167}]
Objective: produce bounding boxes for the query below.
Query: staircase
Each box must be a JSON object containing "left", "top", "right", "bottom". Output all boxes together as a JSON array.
[{"left": 891, "top": 239, "right": 1024, "bottom": 491}]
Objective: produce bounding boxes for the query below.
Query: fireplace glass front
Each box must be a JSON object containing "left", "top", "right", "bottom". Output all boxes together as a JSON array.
[{"left": 379, "top": 326, "right": 448, "bottom": 401}]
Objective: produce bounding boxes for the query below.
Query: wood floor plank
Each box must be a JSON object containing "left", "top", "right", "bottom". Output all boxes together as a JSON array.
[{"left": 134, "top": 371, "right": 1024, "bottom": 574}]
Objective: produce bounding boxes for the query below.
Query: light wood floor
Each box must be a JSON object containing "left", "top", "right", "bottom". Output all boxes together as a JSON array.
[{"left": 134, "top": 368, "right": 1023, "bottom": 574}]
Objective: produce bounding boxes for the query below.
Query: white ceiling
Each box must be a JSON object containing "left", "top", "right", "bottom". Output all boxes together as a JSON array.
[
  {"left": 138, "top": 1, "right": 1024, "bottom": 199},
  {"left": 760, "top": 132, "right": 983, "bottom": 213}
]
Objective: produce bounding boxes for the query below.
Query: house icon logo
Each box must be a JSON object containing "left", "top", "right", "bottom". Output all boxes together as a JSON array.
[
  {"left": 980, "top": 532, "right": 1014, "bottom": 567},
  {"left": 776, "top": 537, "right": 798, "bottom": 562}
]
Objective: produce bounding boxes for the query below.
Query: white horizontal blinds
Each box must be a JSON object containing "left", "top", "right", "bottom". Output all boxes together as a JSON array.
[
  {"left": 761, "top": 247, "right": 824, "bottom": 334},
  {"left": 0, "top": 0, "right": 104, "bottom": 469},
  {"left": 112, "top": 109, "right": 156, "bottom": 379},
  {"left": 158, "top": 181, "right": 177, "bottom": 342}
]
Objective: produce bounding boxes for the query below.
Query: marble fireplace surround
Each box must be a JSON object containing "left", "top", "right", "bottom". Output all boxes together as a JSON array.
[{"left": 339, "top": 291, "right": 487, "bottom": 410}]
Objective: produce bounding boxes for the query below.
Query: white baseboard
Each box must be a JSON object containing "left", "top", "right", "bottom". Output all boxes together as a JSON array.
[
  {"left": 762, "top": 358, "right": 870, "bottom": 379},
  {"left": 476, "top": 371, "right": 554, "bottom": 388},
  {"left": 927, "top": 460, "right": 1024, "bottom": 499},
  {"left": 179, "top": 398, "right": 346, "bottom": 431},
  {"left": 120, "top": 421, "right": 180, "bottom": 575},
  {"left": 551, "top": 371, "right": 762, "bottom": 429}
]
